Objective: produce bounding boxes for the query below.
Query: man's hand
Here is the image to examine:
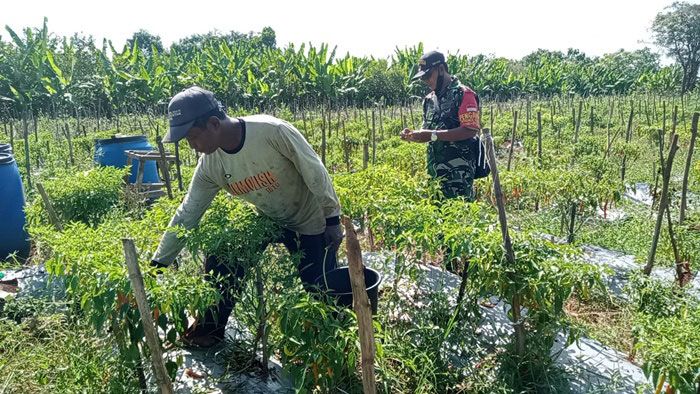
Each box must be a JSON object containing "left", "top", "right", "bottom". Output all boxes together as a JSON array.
[
  {"left": 324, "top": 217, "right": 344, "bottom": 252},
  {"left": 400, "top": 128, "right": 431, "bottom": 143}
]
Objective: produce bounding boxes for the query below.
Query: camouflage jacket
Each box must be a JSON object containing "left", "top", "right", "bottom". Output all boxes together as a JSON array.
[{"left": 422, "top": 77, "right": 481, "bottom": 180}]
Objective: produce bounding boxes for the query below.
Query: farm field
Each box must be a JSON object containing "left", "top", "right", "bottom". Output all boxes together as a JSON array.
[{"left": 1, "top": 13, "right": 700, "bottom": 394}]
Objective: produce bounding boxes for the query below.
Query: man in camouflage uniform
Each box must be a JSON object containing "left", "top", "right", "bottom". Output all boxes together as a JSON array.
[{"left": 400, "top": 51, "right": 481, "bottom": 201}]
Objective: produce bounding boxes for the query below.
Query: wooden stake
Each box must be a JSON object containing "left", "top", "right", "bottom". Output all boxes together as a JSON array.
[
  {"left": 644, "top": 133, "right": 679, "bottom": 275},
  {"left": 342, "top": 216, "right": 377, "bottom": 394},
  {"left": 22, "top": 112, "right": 31, "bottom": 190},
  {"left": 482, "top": 128, "right": 525, "bottom": 358},
  {"left": 371, "top": 109, "right": 376, "bottom": 164},
  {"left": 621, "top": 106, "right": 635, "bottom": 182},
  {"left": 680, "top": 112, "right": 699, "bottom": 223},
  {"left": 36, "top": 182, "right": 62, "bottom": 231},
  {"left": 173, "top": 141, "right": 184, "bottom": 192},
  {"left": 574, "top": 100, "right": 583, "bottom": 143},
  {"left": 156, "top": 140, "right": 174, "bottom": 199},
  {"left": 507, "top": 110, "right": 518, "bottom": 171},
  {"left": 363, "top": 142, "right": 369, "bottom": 170},
  {"left": 121, "top": 239, "right": 174, "bottom": 394},
  {"left": 321, "top": 108, "right": 327, "bottom": 165},
  {"left": 63, "top": 124, "right": 74, "bottom": 166}
]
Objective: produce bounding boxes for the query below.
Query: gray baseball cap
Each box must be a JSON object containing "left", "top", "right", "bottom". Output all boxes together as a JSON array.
[{"left": 163, "top": 86, "right": 221, "bottom": 143}]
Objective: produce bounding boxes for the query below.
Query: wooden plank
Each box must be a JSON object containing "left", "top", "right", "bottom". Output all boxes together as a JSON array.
[{"left": 125, "top": 150, "right": 176, "bottom": 161}]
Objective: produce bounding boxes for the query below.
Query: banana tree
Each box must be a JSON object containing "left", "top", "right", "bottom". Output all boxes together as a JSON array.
[{"left": 2, "top": 18, "right": 54, "bottom": 188}]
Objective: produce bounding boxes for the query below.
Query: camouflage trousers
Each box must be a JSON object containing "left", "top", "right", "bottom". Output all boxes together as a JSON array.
[{"left": 428, "top": 142, "right": 477, "bottom": 201}]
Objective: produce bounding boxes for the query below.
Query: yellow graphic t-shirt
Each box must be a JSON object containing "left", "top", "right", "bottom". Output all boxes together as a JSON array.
[{"left": 152, "top": 115, "right": 340, "bottom": 264}]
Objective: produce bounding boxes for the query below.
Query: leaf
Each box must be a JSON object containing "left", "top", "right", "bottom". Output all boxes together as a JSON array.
[
  {"left": 46, "top": 50, "right": 67, "bottom": 86},
  {"left": 165, "top": 360, "right": 179, "bottom": 381},
  {"left": 166, "top": 328, "right": 177, "bottom": 344},
  {"left": 5, "top": 25, "right": 25, "bottom": 50}
]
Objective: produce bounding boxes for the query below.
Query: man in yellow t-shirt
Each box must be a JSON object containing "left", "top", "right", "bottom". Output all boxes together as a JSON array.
[{"left": 152, "top": 86, "right": 343, "bottom": 347}]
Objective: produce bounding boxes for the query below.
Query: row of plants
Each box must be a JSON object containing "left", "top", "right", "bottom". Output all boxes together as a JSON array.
[
  {"left": 16, "top": 149, "right": 607, "bottom": 392},
  {"left": 0, "top": 18, "right": 693, "bottom": 123},
  {"left": 1, "top": 86, "right": 697, "bottom": 392}
]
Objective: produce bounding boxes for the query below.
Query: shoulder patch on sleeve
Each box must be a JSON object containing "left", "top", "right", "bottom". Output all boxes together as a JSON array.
[{"left": 458, "top": 88, "right": 480, "bottom": 128}]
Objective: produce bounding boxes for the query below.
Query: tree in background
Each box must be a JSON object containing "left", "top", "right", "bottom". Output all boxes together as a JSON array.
[
  {"left": 258, "top": 26, "right": 276, "bottom": 49},
  {"left": 126, "top": 29, "right": 164, "bottom": 57},
  {"left": 652, "top": 1, "right": 700, "bottom": 93}
]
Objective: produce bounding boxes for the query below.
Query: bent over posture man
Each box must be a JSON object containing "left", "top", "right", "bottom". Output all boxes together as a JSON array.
[
  {"left": 400, "top": 50, "right": 482, "bottom": 201},
  {"left": 152, "top": 86, "right": 343, "bottom": 347}
]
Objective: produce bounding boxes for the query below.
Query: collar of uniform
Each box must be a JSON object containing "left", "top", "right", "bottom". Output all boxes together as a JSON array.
[{"left": 435, "top": 76, "right": 460, "bottom": 98}]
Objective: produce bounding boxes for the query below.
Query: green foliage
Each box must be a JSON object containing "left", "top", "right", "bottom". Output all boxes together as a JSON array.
[
  {"left": 0, "top": 313, "right": 138, "bottom": 393},
  {"left": 0, "top": 19, "right": 688, "bottom": 121},
  {"left": 277, "top": 293, "right": 361, "bottom": 393},
  {"left": 627, "top": 273, "right": 700, "bottom": 393},
  {"left": 184, "top": 194, "right": 281, "bottom": 264},
  {"left": 26, "top": 166, "right": 127, "bottom": 227},
  {"left": 29, "top": 195, "right": 218, "bottom": 376}
]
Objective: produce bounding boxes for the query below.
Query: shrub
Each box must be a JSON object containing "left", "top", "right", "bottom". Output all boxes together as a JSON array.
[{"left": 26, "top": 167, "right": 128, "bottom": 227}]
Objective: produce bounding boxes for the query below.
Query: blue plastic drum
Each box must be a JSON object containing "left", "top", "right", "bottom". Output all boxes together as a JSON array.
[
  {"left": 94, "top": 135, "right": 160, "bottom": 183},
  {"left": 0, "top": 143, "right": 30, "bottom": 260}
]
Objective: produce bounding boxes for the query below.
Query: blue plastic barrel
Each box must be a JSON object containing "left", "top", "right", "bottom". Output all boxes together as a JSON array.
[
  {"left": 94, "top": 135, "right": 160, "bottom": 183},
  {"left": 0, "top": 143, "right": 30, "bottom": 260}
]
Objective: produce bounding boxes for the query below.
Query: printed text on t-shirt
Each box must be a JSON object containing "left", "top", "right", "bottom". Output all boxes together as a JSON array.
[{"left": 227, "top": 171, "right": 280, "bottom": 195}]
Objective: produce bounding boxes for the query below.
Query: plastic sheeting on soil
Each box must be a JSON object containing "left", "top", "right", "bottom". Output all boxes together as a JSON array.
[
  {"left": 361, "top": 251, "right": 655, "bottom": 394},
  {"left": 4, "top": 239, "right": 697, "bottom": 392}
]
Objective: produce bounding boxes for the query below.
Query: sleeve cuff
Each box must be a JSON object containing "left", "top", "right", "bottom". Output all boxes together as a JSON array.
[
  {"left": 150, "top": 259, "right": 170, "bottom": 269},
  {"left": 325, "top": 216, "right": 340, "bottom": 226}
]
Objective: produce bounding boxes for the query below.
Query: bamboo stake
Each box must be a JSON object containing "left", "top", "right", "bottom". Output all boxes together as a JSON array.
[
  {"left": 122, "top": 239, "right": 174, "bottom": 394},
  {"left": 342, "top": 216, "right": 377, "bottom": 394}
]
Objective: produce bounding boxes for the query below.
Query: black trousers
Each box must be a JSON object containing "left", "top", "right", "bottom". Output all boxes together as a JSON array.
[{"left": 192, "top": 228, "right": 338, "bottom": 337}]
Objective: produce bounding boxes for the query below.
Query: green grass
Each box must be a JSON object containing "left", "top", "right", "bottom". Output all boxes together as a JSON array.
[{"left": 0, "top": 298, "right": 139, "bottom": 393}]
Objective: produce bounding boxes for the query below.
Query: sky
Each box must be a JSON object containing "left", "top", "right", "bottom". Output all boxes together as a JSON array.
[{"left": 0, "top": 0, "right": 693, "bottom": 62}]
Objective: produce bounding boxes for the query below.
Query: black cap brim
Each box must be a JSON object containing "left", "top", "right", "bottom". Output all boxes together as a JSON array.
[
  {"left": 162, "top": 120, "right": 195, "bottom": 143},
  {"left": 412, "top": 68, "right": 430, "bottom": 81}
]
